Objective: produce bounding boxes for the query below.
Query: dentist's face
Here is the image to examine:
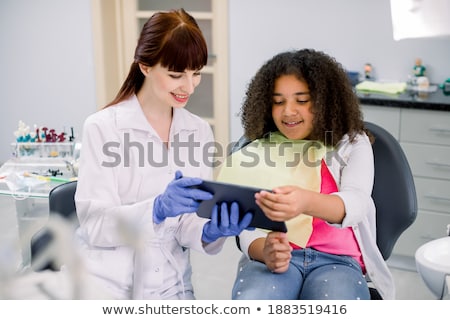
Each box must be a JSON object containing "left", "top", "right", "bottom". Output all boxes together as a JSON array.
[{"left": 142, "top": 63, "right": 202, "bottom": 108}]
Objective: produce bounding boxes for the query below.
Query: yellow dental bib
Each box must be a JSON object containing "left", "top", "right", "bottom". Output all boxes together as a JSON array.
[{"left": 217, "top": 132, "right": 329, "bottom": 247}]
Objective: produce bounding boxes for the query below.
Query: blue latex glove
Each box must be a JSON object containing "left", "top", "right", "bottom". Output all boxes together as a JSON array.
[
  {"left": 202, "top": 202, "right": 254, "bottom": 243},
  {"left": 153, "top": 170, "right": 213, "bottom": 224}
]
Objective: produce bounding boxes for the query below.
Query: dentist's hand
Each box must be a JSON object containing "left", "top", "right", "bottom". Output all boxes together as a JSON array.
[
  {"left": 202, "top": 202, "right": 254, "bottom": 243},
  {"left": 153, "top": 170, "right": 212, "bottom": 224}
]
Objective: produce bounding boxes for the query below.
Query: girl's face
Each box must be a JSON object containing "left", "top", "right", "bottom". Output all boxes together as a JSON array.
[
  {"left": 142, "top": 63, "right": 202, "bottom": 108},
  {"left": 271, "top": 74, "right": 314, "bottom": 140}
]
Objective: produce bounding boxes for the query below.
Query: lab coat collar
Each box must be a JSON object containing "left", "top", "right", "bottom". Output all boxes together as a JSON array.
[{"left": 115, "top": 95, "right": 198, "bottom": 136}]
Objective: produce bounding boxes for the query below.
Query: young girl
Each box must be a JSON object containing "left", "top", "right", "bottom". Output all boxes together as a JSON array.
[
  {"left": 74, "top": 9, "right": 252, "bottom": 300},
  {"left": 218, "top": 49, "right": 394, "bottom": 299}
]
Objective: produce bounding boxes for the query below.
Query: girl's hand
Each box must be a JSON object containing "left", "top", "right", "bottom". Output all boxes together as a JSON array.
[
  {"left": 262, "top": 232, "right": 292, "bottom": 273},
  {"left": 255, "top": 185, "right": 312, "bottom": 221}
]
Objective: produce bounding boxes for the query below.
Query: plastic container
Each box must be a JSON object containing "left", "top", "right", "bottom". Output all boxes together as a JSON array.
[{"left": 11, "top": 142, "right": 75, "bottom": 159}]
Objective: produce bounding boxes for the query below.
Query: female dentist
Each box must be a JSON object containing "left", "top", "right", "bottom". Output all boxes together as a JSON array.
[{"left": 74, "top": 8, "right": 252, "bottom": 299}]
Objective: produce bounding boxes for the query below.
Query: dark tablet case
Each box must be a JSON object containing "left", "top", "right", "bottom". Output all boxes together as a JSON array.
[{"left": 193, "top": 180, "right": 287, "bottom": 232}]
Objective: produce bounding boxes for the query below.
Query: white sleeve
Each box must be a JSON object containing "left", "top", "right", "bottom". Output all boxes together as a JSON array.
[
  {"left": 75, "top": 114, "right": 157, "bottom": 247},
  {"left": 332, "top": 134, "right": 375, "bottom": 228}
]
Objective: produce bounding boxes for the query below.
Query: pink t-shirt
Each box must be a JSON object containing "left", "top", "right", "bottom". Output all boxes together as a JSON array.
[{"left": 290, "top": 160, "right": 365, "bottom": 272}]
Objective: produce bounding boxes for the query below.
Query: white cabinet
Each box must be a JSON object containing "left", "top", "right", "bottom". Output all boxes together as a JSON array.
[
  {"left": 361, "top": 105, "right": 401, "bottom": 139},
  {"left": 401, "top": 109, "right": 450, "bottom": 146},
  {"left": 362, "top": 105, "right": 450, "bottom": 258}
]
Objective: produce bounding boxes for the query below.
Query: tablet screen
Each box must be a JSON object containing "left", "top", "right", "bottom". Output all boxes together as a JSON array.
[{"left": 193, "top": 180, "right": 287, "bottom": 232}]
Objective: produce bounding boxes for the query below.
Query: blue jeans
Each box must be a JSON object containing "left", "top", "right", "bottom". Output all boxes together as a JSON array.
[{"left": 232, "top": 248, "right": 370, "bottom": 300}]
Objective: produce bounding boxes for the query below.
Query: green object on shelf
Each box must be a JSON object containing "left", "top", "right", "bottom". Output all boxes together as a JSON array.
[
  {"left": 439, "top": 78, "right": 450, "bottom": 95},
  {"left": 47, "top": 176, "right": 76, "bottom": 183}
]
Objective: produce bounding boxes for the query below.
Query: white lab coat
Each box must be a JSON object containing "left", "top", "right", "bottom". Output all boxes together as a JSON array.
[{"left": 74, "top": 95, "right": 225, "bottom": 299}]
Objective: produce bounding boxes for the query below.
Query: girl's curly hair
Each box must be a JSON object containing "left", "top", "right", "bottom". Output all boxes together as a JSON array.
[{"left": 240, "top": 49, "right": 369, "bottom": 146}]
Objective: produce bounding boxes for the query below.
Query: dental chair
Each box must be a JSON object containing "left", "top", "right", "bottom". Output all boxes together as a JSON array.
[
  {"left": 364, "top": 121, "right": 418, "bottom": 298},
  {"left": 364, "top": 121, "right": 417, "bottom": 260},
  {"left": 232, "top": 121, "right": 418, "bottom": 299},
  {"left": 30, "top": 180, "right": 78, "bottom": 271}
]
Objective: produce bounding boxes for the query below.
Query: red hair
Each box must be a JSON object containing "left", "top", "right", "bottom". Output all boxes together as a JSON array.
[{"left": 105, "top": 8, "right": 207, "bottom": 108}]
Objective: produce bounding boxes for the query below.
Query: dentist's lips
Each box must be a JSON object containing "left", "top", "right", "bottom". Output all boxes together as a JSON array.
[{"left": 172, "top": 93, "right": 189, "bottom": 103}]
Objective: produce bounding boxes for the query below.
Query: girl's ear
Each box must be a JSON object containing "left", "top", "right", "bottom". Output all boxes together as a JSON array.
[{"left": 138, "top": 63, "right": 150, "bottom": 76}]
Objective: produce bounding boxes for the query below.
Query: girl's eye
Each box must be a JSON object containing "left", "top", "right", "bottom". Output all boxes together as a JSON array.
[
  {"left": 297, "top": 100, "right": 309, "bottom": 104},
  {"left": 273, "top": 100, "right": 284, "bottom": 105},
  {"left": 194, "top": 71, "right": 201, "bottom": 76},
  {"left": 169, "top": 74, "right": 182, "bottom": 79}
]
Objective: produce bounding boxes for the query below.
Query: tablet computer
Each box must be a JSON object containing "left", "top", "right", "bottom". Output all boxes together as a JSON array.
[{"left": 193, "top": 180, "right": 287, "bottom": 232}]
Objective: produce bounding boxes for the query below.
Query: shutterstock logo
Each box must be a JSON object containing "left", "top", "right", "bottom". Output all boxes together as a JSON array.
[{"left": 100, "top": 132, "right": 345, "bottom": 168}]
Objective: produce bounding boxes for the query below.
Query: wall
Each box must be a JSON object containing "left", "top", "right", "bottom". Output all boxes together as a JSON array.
[
  {"left": 228, "top": 0, "right": 450, "bottom": 141},
  {"left": 0, "top": 0, "right": 97, "bottom": 164},
  {"left": 1, "top": 0, "right": 449, "bottom": 161}
]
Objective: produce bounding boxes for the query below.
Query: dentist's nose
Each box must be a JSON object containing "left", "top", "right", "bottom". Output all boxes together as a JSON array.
[{"left": 181, "top": 76, "right": 196, "bottom": 94}]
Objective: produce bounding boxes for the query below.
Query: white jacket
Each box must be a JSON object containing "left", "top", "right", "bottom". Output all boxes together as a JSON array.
[
  {"left": 237, "top": 133, "right": 395, "bottom": 299},
  {"left": 74, "top": 95, "right": 224, "bottom": 299}
]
